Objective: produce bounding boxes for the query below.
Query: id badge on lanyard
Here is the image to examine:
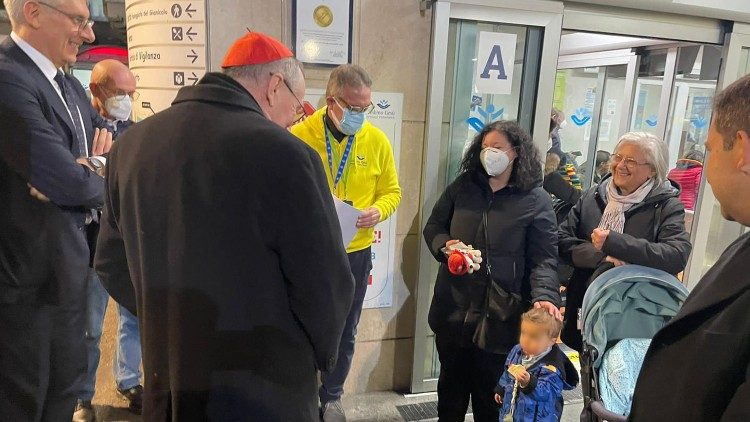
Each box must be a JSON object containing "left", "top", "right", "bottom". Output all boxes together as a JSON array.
[{"left": 325, "top": 125, "right": 355, "bottom": 201}]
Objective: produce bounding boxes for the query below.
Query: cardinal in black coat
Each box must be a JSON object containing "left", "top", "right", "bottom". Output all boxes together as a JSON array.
[{"left": 95, "top": 32, "right": 354, "bottom": 421}]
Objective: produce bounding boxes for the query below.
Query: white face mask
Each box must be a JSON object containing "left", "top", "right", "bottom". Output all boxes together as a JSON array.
[
  {"left": 559, "top": 119, "right": 568, "bottom": 130},
  {"left": 105, "top": 94, "right": 132, "bottom": 121},
  {"left": 480, "top": 147, "right": 512, "bottom": 177}
]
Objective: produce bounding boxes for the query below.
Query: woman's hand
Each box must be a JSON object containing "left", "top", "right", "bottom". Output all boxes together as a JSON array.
[
  {"left": 443, "top": 239, "right": 461, "bottom": 256},
  {"left": 534, "top": 301, "right": 563, "bottom": 321},
  {"left": 591, "top": 228, "right": 610, "bottom": 251}
]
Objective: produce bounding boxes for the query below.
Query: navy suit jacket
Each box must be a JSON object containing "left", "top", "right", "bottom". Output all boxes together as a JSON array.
[{"left": 0, "top": 37, "right": 108, "bottom": 306}]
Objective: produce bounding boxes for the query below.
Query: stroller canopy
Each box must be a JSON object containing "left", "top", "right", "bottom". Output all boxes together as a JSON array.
[{"left": 581, "top": 265, "right": 689, "bottom": 369}]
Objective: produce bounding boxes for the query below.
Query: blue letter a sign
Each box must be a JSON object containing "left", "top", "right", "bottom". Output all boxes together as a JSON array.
[
  {"left": 475, "top": 32, "right": 517, "bottom": 95},
  {"left": 480, "top": 45, "right": 507, "bottom": 80}
]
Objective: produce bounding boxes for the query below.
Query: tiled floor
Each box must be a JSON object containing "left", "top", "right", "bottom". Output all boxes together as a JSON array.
[{"left": 90, "top": 301, "right": 585, "bottom": 421}]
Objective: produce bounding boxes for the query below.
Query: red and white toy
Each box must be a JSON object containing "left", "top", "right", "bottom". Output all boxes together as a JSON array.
[{"left": 443, "top": 242, "right": 483, "bottom": 275}]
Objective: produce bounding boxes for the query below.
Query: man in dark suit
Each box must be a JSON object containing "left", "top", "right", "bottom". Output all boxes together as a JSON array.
[
  {"left": 95, "top": 31, "right": 355, "bottom": 421},
  {"left": 629, "top": 74, "right": 750, "bottom": 420},
  {"left": 0, "top": 0, "right": 113, "bottom": 420}
]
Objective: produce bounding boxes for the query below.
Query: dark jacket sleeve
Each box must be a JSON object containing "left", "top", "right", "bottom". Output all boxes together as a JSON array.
[
  {"left": 602, "top": 197, "right": 692, "bottom": 274},
  {"left": 274, "top": 145, "right": 355, "bottom": 372},
  {"left": 0, "top": 72, "right": 104, "bottom": 208},
  {"left": 526, "top": 190, "right": 561, "bottom": 306},
  {"left": 423, "top": 180, "right": 459, "bottom": 263},
  {"left": 94, "top": 144, "right": 137, "bottom": 315},
  {"left": 558, "top": 189, "right": 606, "bottom": 269},
  {"left": 544, "top": 171, "right": 582, "bottom": 204}
]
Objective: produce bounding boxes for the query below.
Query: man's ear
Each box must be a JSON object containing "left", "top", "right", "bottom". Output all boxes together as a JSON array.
[
  {"left": 266, "top": 74, "right": 282, "bottom": 107},
  {"left": 738, "top": 130, "right": 750, "bottom": 176},
  {"left": 24, "top": 2, "right": 43, "bottom": 29}
]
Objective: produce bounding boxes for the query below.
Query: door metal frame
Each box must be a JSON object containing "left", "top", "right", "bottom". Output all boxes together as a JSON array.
[
  {"left": 684, "top": 27, "right": 750, "bottom": 289},
  {"left": 412, "top": 0, "right": 563, "bottom": 393}
]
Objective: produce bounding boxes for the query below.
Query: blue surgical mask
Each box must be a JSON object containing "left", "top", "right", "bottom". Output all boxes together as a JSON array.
[{"left": 333, "top": 99, "right": 366, "bottom": 135}]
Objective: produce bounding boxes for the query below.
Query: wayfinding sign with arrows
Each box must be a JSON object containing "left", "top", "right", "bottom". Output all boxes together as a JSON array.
[{"left": 125, "top": 0, "right": 207, "bottom": 121}]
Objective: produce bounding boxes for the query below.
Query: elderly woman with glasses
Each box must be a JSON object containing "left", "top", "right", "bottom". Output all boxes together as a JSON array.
[{"left": 558, "top": 132, "right": 692, "bottom": 351}]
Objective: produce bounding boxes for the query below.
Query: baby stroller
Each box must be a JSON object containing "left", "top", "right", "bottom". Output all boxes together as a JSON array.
[{"left": 578, "top": 265, "right": 689, "bottom": 422}]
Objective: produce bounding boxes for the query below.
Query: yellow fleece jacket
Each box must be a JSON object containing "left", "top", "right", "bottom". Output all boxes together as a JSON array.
[{"left": 291, "top": 107, "right": 402, "bottom": 253}]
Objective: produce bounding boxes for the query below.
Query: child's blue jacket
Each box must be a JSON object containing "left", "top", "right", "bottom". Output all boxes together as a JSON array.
[{"left": 496, "top": 344, "right": 579, "bottom": 421}]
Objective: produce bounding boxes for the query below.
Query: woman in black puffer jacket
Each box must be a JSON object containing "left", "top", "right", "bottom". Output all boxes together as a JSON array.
[{"left": 423, "top": 121, "right": 561, "bottom": 422}]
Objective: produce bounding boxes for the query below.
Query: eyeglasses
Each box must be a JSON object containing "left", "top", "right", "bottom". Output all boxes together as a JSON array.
[
  {"left": 279, "top": 77, "right": 306, "bottom": 125},
  {"left": 101, "top": 87, "right": 139, "bottom": 101},
  {"left": 612, "top": 154, "right": 650, "bottom": 170},
  {"left": 37, "top": 1, "right": 95, "bottom": 32},
  {"left": 335, "top": 97, "right": 374, "bottom": 114}
]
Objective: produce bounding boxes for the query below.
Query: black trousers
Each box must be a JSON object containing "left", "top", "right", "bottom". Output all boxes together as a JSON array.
[
  {"left": 0, "top": 304, "right": 86, "bottom": 421},
  {"left": 320, "top": 247, "right": 372, "bottom": 403},
  {"left": 435, "top": 334, "right": 507, "bottom": 422}
]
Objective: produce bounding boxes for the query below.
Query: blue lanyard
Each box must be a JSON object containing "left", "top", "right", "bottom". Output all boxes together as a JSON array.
[{"left": 324, "top": 126, "right": 355, "bottom": 189}]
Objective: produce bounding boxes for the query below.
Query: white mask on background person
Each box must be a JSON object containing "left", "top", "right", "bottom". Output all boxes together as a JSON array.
[
  {"left": 105, "top": 94, "right": 132, "bottom": 121},
  {"left": 480, "top": 147, "right": 512, "bottom": 177},
  {"left": 559, "top": 119, "right": 568, "bottom": 130}
]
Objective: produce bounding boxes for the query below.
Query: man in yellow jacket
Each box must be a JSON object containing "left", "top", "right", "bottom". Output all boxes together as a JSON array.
[{"left": 291, "top": 64, "right": 401, "bottom": 421}]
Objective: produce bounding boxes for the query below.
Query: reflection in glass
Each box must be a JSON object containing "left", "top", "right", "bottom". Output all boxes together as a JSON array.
[
  {"left": 631, "top": 49, "right": 668, "bottom": 135},
  {"left": 552, "top": 68, "right": 598, "bottom": 184},
  {"left": 697, "top": 45, "right": 750, "bottom": 276}
]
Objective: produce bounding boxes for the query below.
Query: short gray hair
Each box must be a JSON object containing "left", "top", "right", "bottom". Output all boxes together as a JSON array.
[
  {"left": 615, "top": 132, "right": 669, "bottom": 185},
  {"left": 4, "top": 0, "right": 64, "bottom": 27},
  {"left": 222, "top": 57, "right": 303, "bottom": 90},
  {"left": 713, "top": 73, "right": 750, "bottom": 150},
  {"left": 326, "top": 64, "right": 372, "bottom": 98}
]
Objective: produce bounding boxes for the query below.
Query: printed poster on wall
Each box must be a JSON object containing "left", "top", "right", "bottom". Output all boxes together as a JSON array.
[
  {"left": 303, "top": 90, "right": 403, "bottom": 309},
  {"left": 474, "top": 31, "right": 517, "bottom": 95},
  {"left": 294, "top": 0, "right": 353, "bottom": 65}
]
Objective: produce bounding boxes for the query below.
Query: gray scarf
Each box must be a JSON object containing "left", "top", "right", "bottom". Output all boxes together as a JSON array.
[{"left": 598, "top": 178, "right": 655, "bottom": 233}]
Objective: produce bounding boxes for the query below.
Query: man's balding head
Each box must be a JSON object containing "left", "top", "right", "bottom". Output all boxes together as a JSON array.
[{"left": 90, "top": 60, "right": 137, "bottom": 120}]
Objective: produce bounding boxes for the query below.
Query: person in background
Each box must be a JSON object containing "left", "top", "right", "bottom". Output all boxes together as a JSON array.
[
  {"left": 667, "top": 149, "right": 704, "bottom": 211},
  {"left": 290, "top": 64, "right": 402, "bottom": 421},
  {"left": 0, "top": 0, "right": 112, "bottom": 419},
  {"left": 629, "top": 73, "right": 750, "bottom": 422},
  {"left": 558, "top": 132, "right": 692, "bottom": 352},
  {"left": 90, "top": 59, "right": 136, "bottom": 136},
  {"left": 548, "top": 109, "right": 582, "bottom": 191},
  {"left": 544, "top": 115, "right": 582, "bottom": 207},
  {"left": 593, "top": 150, "right": 612, "bottom": 185},
  {"left": 73, "top": 59, "right": 143, "bottom": 422},
  {"left": 423, "top": 121, "right": 561, "bottom": 422},
  {"left": 95, "top": 31, "right": 354, "bottom": 420}
]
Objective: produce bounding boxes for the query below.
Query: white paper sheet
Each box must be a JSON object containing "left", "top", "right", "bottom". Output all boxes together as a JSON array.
[{"left": 332, "top": 195, "right": 361, "bottom": 248}]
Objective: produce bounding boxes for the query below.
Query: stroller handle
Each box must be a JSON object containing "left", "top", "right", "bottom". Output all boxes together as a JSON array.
[{"left": 590, "top": 400, "right": 628, "bottom": 422}]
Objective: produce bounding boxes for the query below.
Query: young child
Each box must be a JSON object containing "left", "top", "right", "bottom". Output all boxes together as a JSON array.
[{"left": 495, "top": 308, "right": 579, "bottom": 421}]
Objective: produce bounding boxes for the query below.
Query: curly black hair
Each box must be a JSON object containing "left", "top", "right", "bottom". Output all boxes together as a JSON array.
[{"left": 458, "top": 120, "right": 543, "bottom": 192}]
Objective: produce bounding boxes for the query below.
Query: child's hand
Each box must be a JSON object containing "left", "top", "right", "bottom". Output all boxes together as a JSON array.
[
  {"left": 508, "top": 365, "right": 531, "bottom": 387},
  {"left": 517, "top": 369, "right": 531, "bottom": 387},
  {"left": 494, "top": 393, "right": 503, "bottom": 405}
]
